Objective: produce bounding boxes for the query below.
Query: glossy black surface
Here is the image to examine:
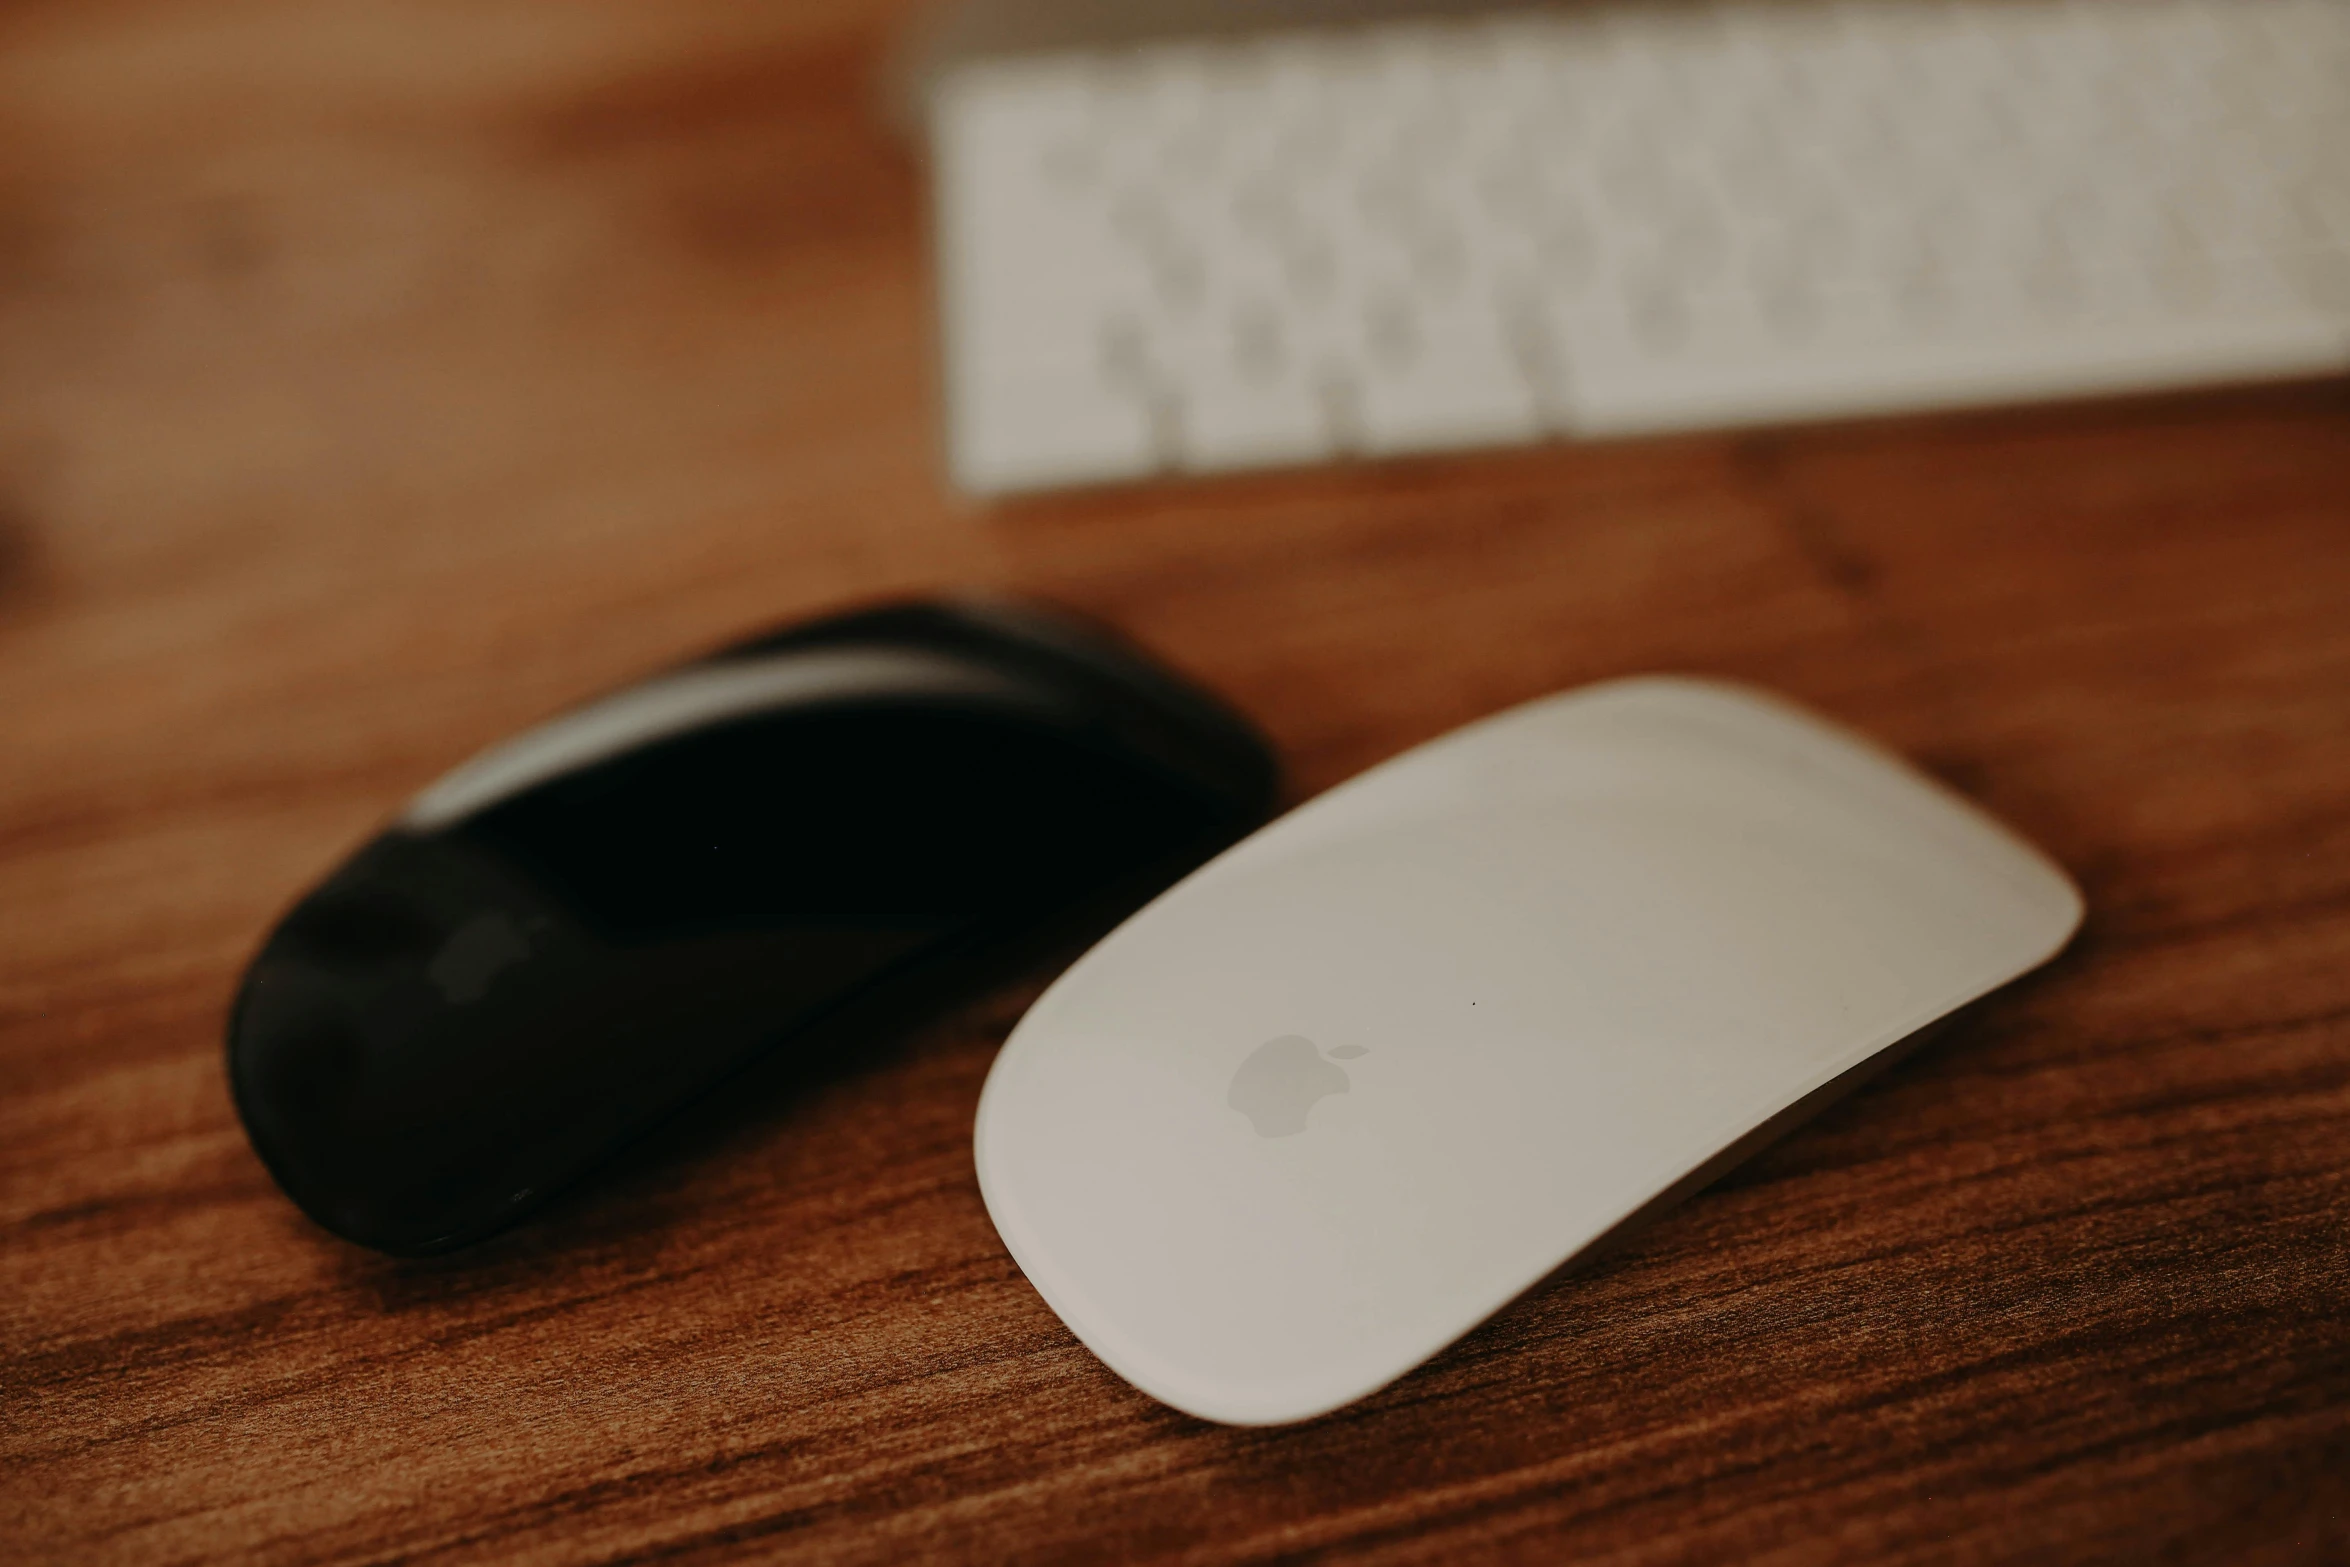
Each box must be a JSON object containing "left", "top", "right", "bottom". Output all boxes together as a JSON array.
[{"left": 229, "top": 600, "right": 1278, "bottom": 1255}]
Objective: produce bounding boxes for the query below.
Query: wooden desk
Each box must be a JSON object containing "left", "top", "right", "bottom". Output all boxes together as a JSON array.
[{"left": 4, "top": 4, "right": 2347, "bottom": 1561}]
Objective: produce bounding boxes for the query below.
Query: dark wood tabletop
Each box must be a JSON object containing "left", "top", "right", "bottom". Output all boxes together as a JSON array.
[{"left": 5, "top": 3, "right": 2348, "bottom": 1562}]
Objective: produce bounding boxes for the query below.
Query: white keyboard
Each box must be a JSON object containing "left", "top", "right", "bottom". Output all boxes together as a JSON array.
[{"left": 929, "top": 0, "right": 2350, "bottom": 495}]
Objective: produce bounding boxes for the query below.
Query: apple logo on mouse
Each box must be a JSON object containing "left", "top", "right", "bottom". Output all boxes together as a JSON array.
[
  {"left": 426, "top": 911, "right": 534, "bottom": 1005},
  {"left": 1227, "top": 1035, "right": 1370, "bottom": 1137}
]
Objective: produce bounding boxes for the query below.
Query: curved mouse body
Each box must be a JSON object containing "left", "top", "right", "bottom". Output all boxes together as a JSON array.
[
  {"left": 230, "top": 599, "right": 1276, "bottom": 1255},
  {"left": 976, "top": 676, "right": 2083, "bottom": 1425}
]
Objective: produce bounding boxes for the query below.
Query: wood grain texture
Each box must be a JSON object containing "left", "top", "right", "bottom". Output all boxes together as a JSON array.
[{"left": 4, "top": 3, "right": 2348, "bottom": 1562}]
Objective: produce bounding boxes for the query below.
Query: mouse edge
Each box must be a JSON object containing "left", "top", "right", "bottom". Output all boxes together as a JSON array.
[
  {"left": 1517, "top": 675, "right": 2086, "bottom": 924},
  {"left": 1030, "top": 671, "right": 2082, "bottom": 952},
  {"left": 971, "top": 1096, "right": 1379, "bottom": 1426}
]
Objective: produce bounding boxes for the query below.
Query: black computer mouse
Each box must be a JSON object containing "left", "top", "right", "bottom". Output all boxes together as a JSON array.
[{"left": 228, "top": 598, "right": 1278, "bottom": 1256}]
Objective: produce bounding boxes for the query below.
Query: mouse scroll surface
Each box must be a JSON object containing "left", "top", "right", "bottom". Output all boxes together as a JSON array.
[
  {"left": 974, "top": 677, "right": 2084, "bottom": 1426},
  {"left": 229, "top": 602, "right": 1276, "bottom": 1255}
]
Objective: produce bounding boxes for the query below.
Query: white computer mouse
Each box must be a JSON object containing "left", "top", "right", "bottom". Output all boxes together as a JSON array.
[{"left": 974, "top": 676, "right": 2083, "bottom": 1426}]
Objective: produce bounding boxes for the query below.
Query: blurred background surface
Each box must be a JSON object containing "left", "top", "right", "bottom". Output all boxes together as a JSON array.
[{"left": 3, "top": 2, "right": 2347, "bottom": 1563}]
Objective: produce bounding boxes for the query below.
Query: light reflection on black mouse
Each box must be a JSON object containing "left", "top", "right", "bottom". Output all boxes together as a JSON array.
[{"left": 228, "top": 598, "right": 1278, "bottom": 1256}]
